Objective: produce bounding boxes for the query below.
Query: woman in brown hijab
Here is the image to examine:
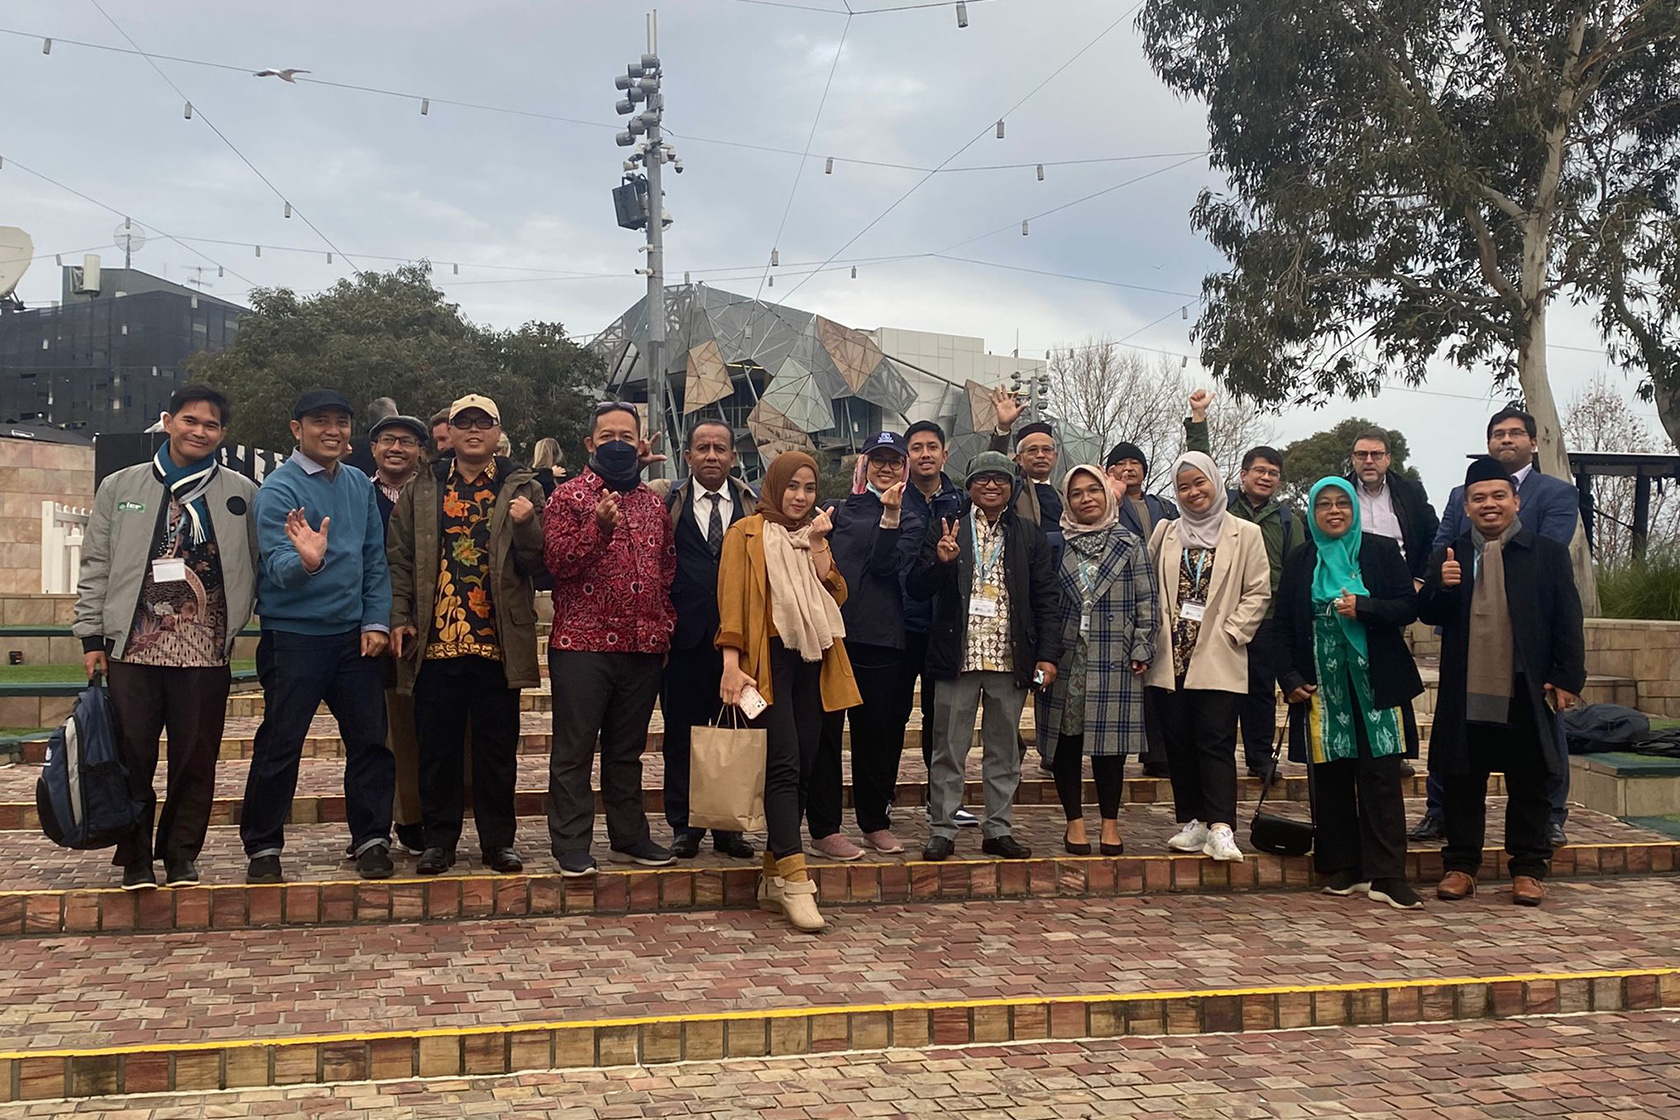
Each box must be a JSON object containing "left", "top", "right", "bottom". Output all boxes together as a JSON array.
[{"left": 716, "top": 451, "right": 861, "bottom": 932}]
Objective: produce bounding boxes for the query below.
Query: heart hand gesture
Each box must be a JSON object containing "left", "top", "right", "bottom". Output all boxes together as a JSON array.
[
  {"left": 595, "top": 490, "right": 620, "bottom": 532},
  {"left": 879, "top": 480, "right": 906, "bottom": 512},
  {"left": 809, "top": 506, "right": 833, "bottom": 542}
]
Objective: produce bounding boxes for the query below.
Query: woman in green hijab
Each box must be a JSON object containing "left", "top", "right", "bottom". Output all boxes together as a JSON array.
[{"left": 1275, "top": 477, "right": 1425, "bottom": 910}]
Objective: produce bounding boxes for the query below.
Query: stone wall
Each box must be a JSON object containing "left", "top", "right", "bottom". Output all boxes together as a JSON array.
[{"left": 0, "top": 439, "right": 95, "bottom": 595}]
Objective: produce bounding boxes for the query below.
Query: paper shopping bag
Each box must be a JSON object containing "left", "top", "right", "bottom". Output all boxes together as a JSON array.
[{"left": 689, "top": 707, "right": 768, "bottom": 833}]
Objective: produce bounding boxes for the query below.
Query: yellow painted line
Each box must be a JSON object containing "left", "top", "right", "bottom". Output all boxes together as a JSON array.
[{"left": 0, "top": 965, "right": 1672, "bottom": 1061}]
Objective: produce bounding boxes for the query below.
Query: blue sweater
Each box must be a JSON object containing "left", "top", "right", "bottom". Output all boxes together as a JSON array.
[{"left": 254, "top": 453, "right": 392, "bottom": 635}]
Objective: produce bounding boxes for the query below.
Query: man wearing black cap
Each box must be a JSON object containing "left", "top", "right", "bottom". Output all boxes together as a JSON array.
[
  {"left": 241, "top": 389, "right": 397, "bottom": 883},
  {"left": 1418, "top": 456, "right": 1584, "bottom": 907},
  {"left": 367, "top": 414, "right": 427, "bottom": 522},
  {"left": 809, "top": 432, "right": 925, "bottom": 859}
]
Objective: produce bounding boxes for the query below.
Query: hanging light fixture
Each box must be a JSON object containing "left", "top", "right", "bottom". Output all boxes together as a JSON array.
[
  {"left": 254, "top": 245, "right": 261, "bottom": 257},
  {"left": 825, "top": 157, "right": 834, "bottom": 174},
  {"left": 1036, "top": 164, "right": 1044, "bottom": 181},
  {"left": 420, "top": 98, "right": 430, "bottom": 115},
  {"left": 326, "top": 252, "right": 333, "bottom": 264},
  {"left": 283, "top": 201, "right": 292, "bottom": 218},
  {"left": 684, "top": 271, "right": 691, "bottom": 283},
  {"left": 851, "top": 266, "right": 857, "bottom": 278},
  {"left": 184, "top": 102, "right": 193, "bottom": 119},
  {"left": 217, "top": 266, "right": 224, "bottom": 278},
  {"left": 1181, "top": 305, "right": 1188, "bottom": 319},
  {"left": 768, "top": 274, "right": 774, "bottom": 287},
  {"left": 1180, "top": 355, "right": 1189, "bottom": 368},
  {"left": 54, "top": 255, "right": 62, "bottom": 266},
  {"left": 996, "top": 119, "right": 1005, "bottom": 139},
  {"left": 770, "top": 248, "right": 779, "bottom": 267},
  {"left": 42, "top": 38, "right": 51, "bottom": 54},
  {"left": 452, "top": 262, "right": 459, "bottom": 274},
  {"left": 955, "top": 3, "right": 968, "bottom": 28},
  {"left": 1021, "top": 220, "right": 1029, "bottom": 236}
]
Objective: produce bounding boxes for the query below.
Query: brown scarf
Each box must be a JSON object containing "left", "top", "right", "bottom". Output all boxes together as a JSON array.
[{"left": 1465, "top": 520, "right": 1520, "bottom": 725}]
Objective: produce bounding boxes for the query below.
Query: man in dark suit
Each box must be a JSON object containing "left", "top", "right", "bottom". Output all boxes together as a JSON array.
[
  {"left": 1416, "top": 457, "right": 1584, "bottom": 907},
  {"left": 1412, "top": 407, "right": 1583, "bottom": 846},
  {"left": 654, "top": 420, "right": 757, "bottom": 860}
]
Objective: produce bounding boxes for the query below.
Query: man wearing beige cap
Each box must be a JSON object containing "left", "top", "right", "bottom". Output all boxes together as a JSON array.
[{"left": 387, "top": 394, "right": 546, "bottom": 875}]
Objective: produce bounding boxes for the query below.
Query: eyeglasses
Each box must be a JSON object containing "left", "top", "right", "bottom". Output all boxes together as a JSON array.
[
  {"left": 970, "top": 475, "right": 1012, "bottom": 489},
  {"left": 1244, "top": 466, "right": 1282, "bottom": 479},
  {"left": 450, "top": 416, "right": 498, "bottom": 431},
  {"left": 375, "top": 434, "right": 421, "bottom": 448},
  {"left": 1315, "top": 498, "right": 1354, "bottom": 512},
  {"left": 1351, "top": 450, "right": 1388, "bottom": 460}
]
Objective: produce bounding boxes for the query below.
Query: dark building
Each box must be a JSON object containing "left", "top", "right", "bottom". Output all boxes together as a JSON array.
[{"left": 0, "top": 267, "right": 247, "bottom": 433}]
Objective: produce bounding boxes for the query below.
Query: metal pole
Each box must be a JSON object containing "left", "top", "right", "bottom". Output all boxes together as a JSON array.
[
  {"left": 645, "top": 117, "right": 667, "bottom": 478},
  {"left": 1633, "top": 471, "right": 1652, "bottom": 561}
]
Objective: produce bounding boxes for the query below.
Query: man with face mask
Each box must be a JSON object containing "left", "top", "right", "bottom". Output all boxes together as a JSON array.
[{"left": 542, "top": 402, "right": 677, "bottom": 877}]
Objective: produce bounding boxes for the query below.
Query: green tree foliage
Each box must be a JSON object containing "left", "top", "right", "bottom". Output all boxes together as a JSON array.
[
  {"left": 188, "top": 263, "right": 605, "bottom": 461},
  {"left": 1278, "top": 417, "right": 1421, "bottom": 507}
]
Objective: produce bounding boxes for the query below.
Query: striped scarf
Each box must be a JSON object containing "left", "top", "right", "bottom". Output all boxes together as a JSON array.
[{"left": 151, "top": 444, "right": 217, "bottom": 546}]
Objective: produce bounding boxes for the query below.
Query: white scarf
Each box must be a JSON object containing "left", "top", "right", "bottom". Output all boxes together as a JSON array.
[{"left": 762, "top": 520, "right": 846, "bottom": 662}]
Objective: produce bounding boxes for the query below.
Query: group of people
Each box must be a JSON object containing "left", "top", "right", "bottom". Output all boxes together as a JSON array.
[{"left": 72, "top": 379, "right": 1585, "bottom": 931}]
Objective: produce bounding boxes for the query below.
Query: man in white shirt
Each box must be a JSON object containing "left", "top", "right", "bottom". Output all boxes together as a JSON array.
[{"left": 1346, "top": 428, "right": 1439, "bottom": 583}]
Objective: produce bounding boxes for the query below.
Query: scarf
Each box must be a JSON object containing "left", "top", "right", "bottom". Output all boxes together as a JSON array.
[
  {"left": 588, "top": 439, "right": 642, "bottom": 492},
  {"left": 757, "top": 451, "right": 846, "bottom": 661},
  {"left": 1126, "top": 495, "right": 1154, "bottom": 542},
  {"left": 151, "top": 444, "right": 217, "bottom": 546},
  {"left": 1059, "top": 464, "right": 1119, "bottom": 540},
  {"left": 1466, "top": 519, "right": 1520, "bottom": 725},
  {"left": 1170, "top": 451, "right": 1229, "bottom": 550},
  {"left": 1308, "top": 477, "right": 1371, "bottom": 659}
]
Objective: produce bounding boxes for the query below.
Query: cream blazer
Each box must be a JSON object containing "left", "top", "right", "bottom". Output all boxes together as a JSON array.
[{"left": 1144, "top": 515, "right": 1271, "bottom": 694}]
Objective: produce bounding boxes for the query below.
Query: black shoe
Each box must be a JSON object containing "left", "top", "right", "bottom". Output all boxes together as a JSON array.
[
  {"left": 1398, "top": 760, "right": 1417, "bottom": 778},
  {"left": 1099, "top": 840, "right": 1124, "bottom": 856},
  {"left": 416, "top": 847, "right": 456, "bottom": 876},
  {"left": 122, "top": 861, "right": 157, "bottom": 891},
  {"left": 1407, "top": 813, "right": 1444, "bottom": 842},
  {"left": 483, "top": 847, "right": 523, "bottom": 874},
  {"left": 610, "top": 840, "right": 676, "bottom": 867},
  {"left": 1141, "top": 763, "right": 1170, "bottom": 778},
  {"left": 1320, "top": 870, "right": 1371, "bottom": 897},
  {"left": 922, "top": 836, "right": 954, "bottom": 861},
  {"left": 1548, "top": 822, "right": 1568, "bottom": 848},
  {"left": 356, "top": 845, "right": 395, "bottom": 880},
  {"left": 1369, "top": 878, "right": 1425, "bottom": 910},
  {"left": 982, "top": 835, "right": 1032, "bottom": 859},
  {"left": 246, "top": 855, "right": 283, "bottom": 884},
  {"left": 394, "top": 823, "right": 426, "bottom": 856},
  {"left": 1062, "top": 828, "right": 1092, "bottom": 856},
  {"left": 559, "top": 851, "right": 598, "bottom": 877},
  {"left": 670, "top": 833, "right": 702, "bottom": 860},
  {"left": 713, "top": 833, "right": 755, "bottom": 859},
  {"left": 163, "top": 860, "right": 199, "bottom": 888},
  {"left": 1247, "top": 766, "right": 1281, "bottom": 786}
]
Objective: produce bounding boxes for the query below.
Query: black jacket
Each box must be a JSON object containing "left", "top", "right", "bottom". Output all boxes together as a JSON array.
[
  {"left": 1416, "top": 528, "right": 1586, "bottom": 778},
  {"left": 1275, "top": 534, "right": 1423, "bottom": 762},
  {"left": 906, "top": 506, "right": 1064, "bottom": 689},
  {"left": 1342, "top": 470, "right": 1440, "bottom": 581},
  {"left": 824, "top": 491, "right": 923, "bottom": 653}
]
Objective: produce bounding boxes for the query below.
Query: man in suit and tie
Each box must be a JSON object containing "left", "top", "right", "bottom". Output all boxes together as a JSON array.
[
  {"left": 654, "top": 420, "right": 758, "bottom": 860},
  {"left": 1411, "top": 407, "right": 1583, "bottom": 847}
]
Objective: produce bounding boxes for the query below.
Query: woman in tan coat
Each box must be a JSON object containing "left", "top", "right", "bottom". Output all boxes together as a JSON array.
[
  {"left": 717, "top": 451, "right": 861, "bottom": 932},
  {"left": 1144, "top": 451, "right": 1271, "bottom": 862}
]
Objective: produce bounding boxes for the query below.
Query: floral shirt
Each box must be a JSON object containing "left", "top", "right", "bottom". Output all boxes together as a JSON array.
[
  {"left": 543, "top": 467, "right": 677, "bottom": 654},
  {"left": 960, "top": 513, "right": 1013, "bottom": 674},
  {"left": 1171, "top": 546, "right": 1214, "bottom": 684},
  {"left": 123, "top": 499, "right": 228, "bottom": 667},
  {"left": 426, "top": 461, "right": 502, "bottom": 662}
]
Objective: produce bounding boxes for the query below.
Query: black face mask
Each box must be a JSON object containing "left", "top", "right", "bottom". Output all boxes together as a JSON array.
[{"left": 590, "top": 439, "right": 642, "bottom": 492}]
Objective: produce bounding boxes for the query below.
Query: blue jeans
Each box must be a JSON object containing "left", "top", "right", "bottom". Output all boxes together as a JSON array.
[
  {"left": 240, "top": 628, "right": 393, "bottom": 858},
  {"left": 1425, "top": 713, "right": 1569, "bottom": 826}
]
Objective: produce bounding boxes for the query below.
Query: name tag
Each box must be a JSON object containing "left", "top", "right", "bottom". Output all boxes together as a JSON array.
[
  {"left": 152, "top": 558, "right": 188, "bottom": 583},
  {"left": 1080, "top": 610, "right": 1092, "bottom": 633},
  {"left": 969, "top": 597, "right": 999, "bottom": 619},
  {"left": 1180, "top": 599, "right": 1207, "bottom": 623}
]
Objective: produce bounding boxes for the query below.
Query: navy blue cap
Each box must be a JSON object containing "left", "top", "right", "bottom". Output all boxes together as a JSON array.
[
  {"left": 292, "top": 389, "right": 355, "bottom": 420},
  {"left": 860, "top": 431, "right": 908, "bottom": 458}
]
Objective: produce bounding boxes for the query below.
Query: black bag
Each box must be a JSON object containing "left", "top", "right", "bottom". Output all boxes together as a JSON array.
[
  {"left": 35, "top": 673, "right": 142, "bottom": 850},
  {"left": 1248, "top": 727, "right": 1313, "bottom": 857}
]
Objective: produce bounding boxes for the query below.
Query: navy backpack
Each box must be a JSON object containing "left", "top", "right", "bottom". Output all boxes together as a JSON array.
[{"left": 35, "top": 675, "right": 142, "bottom": 849}]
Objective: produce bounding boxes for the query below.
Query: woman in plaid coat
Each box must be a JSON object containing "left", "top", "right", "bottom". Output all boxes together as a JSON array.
[{"left": 1037, "top": 465, "right": 1158, "bottom": 855}]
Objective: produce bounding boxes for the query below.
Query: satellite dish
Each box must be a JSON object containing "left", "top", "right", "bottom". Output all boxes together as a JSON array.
[
  {"left": 0, "top": 227, "right": 33, "bottom": 299},
  {"left": 113, "top": 220, "right": 147, "bottom": 259}
]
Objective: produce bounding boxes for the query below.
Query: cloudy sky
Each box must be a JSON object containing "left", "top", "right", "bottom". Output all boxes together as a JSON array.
[{"left": 1, "top": 0, "right": 1666, "bottom": 500}]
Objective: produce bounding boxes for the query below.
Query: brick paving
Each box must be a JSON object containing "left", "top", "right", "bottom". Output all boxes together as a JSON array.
[
  {"left": 0, "top": 877, "right": 1676, "bottom": 1051},
  {"left": 13, "top": 1011, "right": 1680, "bottom": 1119}
]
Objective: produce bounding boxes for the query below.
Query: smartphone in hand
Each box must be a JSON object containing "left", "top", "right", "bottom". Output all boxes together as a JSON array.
[{"left": 738, "top": 684, "right": 769, "bottom": 720}]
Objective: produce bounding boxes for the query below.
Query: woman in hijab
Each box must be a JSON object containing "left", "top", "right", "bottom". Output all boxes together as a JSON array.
[
  {"left": 716, "top": 451, "right": 861, "bottom": 932},
  {"left": 1143, "top": 451, "right": 1272, "bottom": 862},
  {"left": 1276, "top": 477, "right": 1424, "bottom": 909},
  {"left": 1037, "top": 466, "right": 1158, "bottom": 855}
]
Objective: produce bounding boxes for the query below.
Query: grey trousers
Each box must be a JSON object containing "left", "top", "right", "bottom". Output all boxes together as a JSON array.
[{"left": 929, "top": 670, "right": 1028, "bottom": 841}]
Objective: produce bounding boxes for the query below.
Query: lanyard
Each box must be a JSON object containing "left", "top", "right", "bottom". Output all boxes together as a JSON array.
[
  {"left": 970, "top": 516, "right": 1005, "bottom": 584},
  {"left": 1180, "top": 548, "right": 1210, "bottom": 598}
]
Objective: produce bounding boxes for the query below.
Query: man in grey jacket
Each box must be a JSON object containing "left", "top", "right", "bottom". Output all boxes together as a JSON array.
[{"left": 74, "top": 384, "right": 260, "bottom": 890}]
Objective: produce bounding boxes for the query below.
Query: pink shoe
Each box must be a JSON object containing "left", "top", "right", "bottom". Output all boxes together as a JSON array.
[
  {"left": 811, "top": 833, "right": 864, "bottom": 861},
  {"left": 862, "top": 829, "right": 905, "bottom": 854}
]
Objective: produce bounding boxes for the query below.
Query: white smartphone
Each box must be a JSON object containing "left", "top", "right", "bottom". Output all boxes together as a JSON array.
[{"left": 738, "top": 684, "right": 769, "bottom": 720}]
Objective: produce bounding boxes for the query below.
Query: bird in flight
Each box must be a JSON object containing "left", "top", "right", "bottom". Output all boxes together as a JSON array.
[{"left": 254, "top": 68, "right": 310, "bottom": 82}]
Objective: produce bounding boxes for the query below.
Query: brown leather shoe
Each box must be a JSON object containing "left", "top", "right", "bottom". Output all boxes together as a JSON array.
[
  {"left": 1436, "top": 871, "right": 1477, "bottom": 901},
  {"left": 1511, "top": 875, "right": 1545, "bottom": 907}
]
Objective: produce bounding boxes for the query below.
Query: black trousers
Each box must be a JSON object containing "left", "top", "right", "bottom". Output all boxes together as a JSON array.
[
  {"left": 661, "top": 644, "right": 742, "bottom": 843},
  {"left": 1239, "top": 617, "right": 1282, "bottom": 770},
  {"left": 545, "top": 650, "right": 661, "bottom": 855},
  {"left": 1310, "top": 681, "right": 1407, "bottom": 882},
  {"left": 1050, "top": 735, "right": 1122, "bottom": 821},
  {"left": 1149, "top": 686, "right": 1240, "bottom": 827},
  {"left": 1441, "top": 694, "right": 1554, "bottom": 880},
  {"left": 754, "top": 639, "right": 824, "bottom": 859},
  {"left": 107, "top": 661, "right": 229, "bottom": 867},
  {"left": 811, "top": 641, "right": 903, "bottom": 836},
  {"left": 1139, "top": 686, "right": 1170, "bottom": 773},
  {"left": 896, "top": 630, "right": 935, "bottom": 773},
  {"left": 414, "top": 656, "right": 519, "bottom": 853}
]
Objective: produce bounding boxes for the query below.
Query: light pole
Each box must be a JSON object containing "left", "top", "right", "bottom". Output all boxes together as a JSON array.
[{"left": 611, "top": 14, "right": 681, "bottom": 478}]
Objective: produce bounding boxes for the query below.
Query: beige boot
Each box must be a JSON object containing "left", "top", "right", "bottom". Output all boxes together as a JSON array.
[
  {"left": 771, "top": 854, "right": 825, "bottom": 933},
  {"left": 757, "top": 851, "right": 782, "bottom": 915}
]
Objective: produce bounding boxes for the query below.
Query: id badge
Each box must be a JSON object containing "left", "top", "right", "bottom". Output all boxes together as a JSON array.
[
  {"left": 969, "top": 596, "right": 999, "bottom": 619},
  {"left": 151, "top": 558, "right": 188, "bottom": 583},
  {"left": 1080, "top": 610, "right": 1093, "bottom": 634},
  {"left": 1180, "top": 599, "right": 1207, "bottom": 622}
]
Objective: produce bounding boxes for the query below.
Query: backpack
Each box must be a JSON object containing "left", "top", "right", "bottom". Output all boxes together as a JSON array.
[{"left": 35, "top": 675, "right": 142, "bottom": 849}]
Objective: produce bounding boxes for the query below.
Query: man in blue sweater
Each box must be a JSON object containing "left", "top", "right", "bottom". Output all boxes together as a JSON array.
[{"left": 241, "top": 389, "right": 396, "bottom": 883}]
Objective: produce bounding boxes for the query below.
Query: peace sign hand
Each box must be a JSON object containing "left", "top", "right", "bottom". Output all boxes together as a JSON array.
[{"left": 936, "top": 518, "right": 960, "bottom": 563}]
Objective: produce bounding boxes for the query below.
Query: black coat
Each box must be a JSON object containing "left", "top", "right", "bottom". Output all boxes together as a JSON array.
[
  {"left": 1416, "top": 528, "right": 1586, "bottom": 778},
  {"left": 907, "top": 506, "right": 1064, "bottom": 689},
  {"left": 1275, "top": 534, "right": 1423, "bottom": 763},
  {"left": 1343, "top": 470, "right": 1440, "bottom": 580},
  {"left": 823, "top": 490, "right": 923, "bottom": 653}
]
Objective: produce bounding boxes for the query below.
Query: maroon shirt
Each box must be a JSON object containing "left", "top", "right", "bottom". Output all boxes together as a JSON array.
[{"left": 543, "top": 467, "right": 676, "bottom": 654}]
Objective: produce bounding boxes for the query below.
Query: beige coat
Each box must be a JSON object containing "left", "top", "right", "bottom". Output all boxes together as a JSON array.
[{"left": 1144, "top": 514, "right": 1271, "bottom": 694}]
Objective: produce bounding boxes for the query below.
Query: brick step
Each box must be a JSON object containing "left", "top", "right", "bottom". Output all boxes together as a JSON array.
[
  {"left": 0, "top": 879, "right": 1675, "bottom": 1101},
  {"left": 0, "top": 802, "right": 1665, "bottom": 937}
]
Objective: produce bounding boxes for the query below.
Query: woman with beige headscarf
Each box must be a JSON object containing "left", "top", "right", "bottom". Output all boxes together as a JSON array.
[{"left": 716, "top": 451, "right": 861, "bottom": 932}]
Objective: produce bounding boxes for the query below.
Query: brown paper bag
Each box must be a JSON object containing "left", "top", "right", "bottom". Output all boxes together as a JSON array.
[{"left": 689, "top": 708, "right": 767, "bottom": 833}]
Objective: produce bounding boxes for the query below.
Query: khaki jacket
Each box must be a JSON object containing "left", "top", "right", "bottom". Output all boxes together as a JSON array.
[
  {"left": 1143, "top": 514, "right": 1271, "bottom": 694},
  {"left": 387, "top": 456, "right": 546, "bottom": 693}
]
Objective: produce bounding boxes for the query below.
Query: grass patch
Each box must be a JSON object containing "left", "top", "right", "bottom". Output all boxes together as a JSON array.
[
  {"left": 1598, "top": 548, "right": 1680, "bottom": 621},
  {"left": 0, "top": 661, "right": 255, "bottom": 684},
  {"left": 0, "top": 727, "right": 48, "bottom": 739}
]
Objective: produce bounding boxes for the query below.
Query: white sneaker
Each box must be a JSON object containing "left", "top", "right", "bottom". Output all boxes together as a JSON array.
[
  {"left": 1166, "top": 820, "right": 1209, "bottom": 852},
  {"left": 1202, "top": 824, "right": 1245, "bottom": 862}
]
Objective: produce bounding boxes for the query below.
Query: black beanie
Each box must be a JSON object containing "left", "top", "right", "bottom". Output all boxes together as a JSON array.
[
  {"left": 1105, "top": 441, "right": 1147, "bottom": 472},
  {"left": 1464, "top": 455, "right": 1512, "bottom": 488}
]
